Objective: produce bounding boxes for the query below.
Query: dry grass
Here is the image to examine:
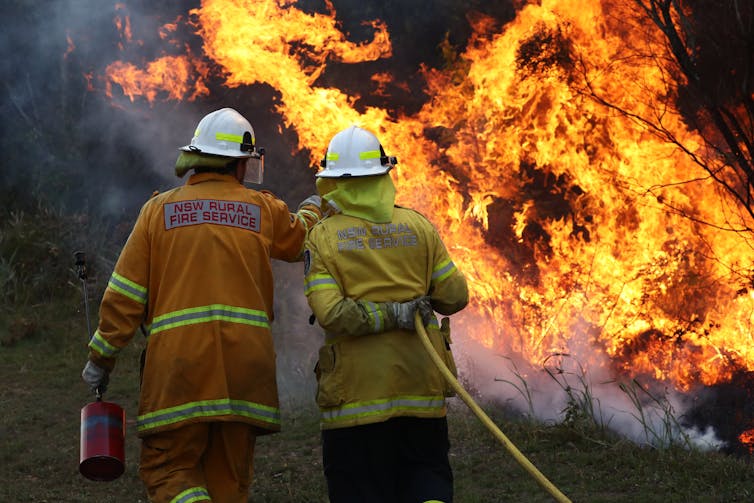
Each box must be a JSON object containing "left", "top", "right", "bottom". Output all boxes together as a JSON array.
[{"left": 2, "top": 312, "right": 754, "bottom": 503}]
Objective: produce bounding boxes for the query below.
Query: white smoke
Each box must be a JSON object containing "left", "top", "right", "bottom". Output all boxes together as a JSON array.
[{"left": 451, "top": 311, "right": 726, "bottom": 450}]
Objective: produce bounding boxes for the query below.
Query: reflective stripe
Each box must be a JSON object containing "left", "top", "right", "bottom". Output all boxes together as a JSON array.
[
  {"left": 297, "top": 208, "right": 319, "bottom": 231},
  {"left": 363, "top": 301, "right": 383, "bottom": 332},
  {"left": 170, "top": 486, "right": 211, "bottom": 503},
  {"left": 326, "top": 152, "right": 340, "bottom": 161},
  {"left": 320, "top": 395, "right": 445, "bottom": 425},
  {"left": 150, "top": 304, "right": 269, "bottom": 336},
  {"left": 88, "top": 329, "right": 121, "bottom": 358},
  {"left": 358, "top": 150, "right": 381, "bottom": 160},
  {"left": 215, "top": 132, "right": 247, "bottom": 144},
  {"left": 138, "top": 398, "right": 281, "bottom": 433},
  {"left": 304, "top": 274, "right": 339, "bottom": 295},
  {"left": 108, "top": 272, "right": 147, "bottom": 304},
  {"left": 431, "top": 259, "right": 457, "bottom": 283}
]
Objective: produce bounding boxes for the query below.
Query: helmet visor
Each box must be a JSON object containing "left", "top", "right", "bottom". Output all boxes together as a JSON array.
[{"left": 243, "top": 152, "right": 264, "bottom": 184}]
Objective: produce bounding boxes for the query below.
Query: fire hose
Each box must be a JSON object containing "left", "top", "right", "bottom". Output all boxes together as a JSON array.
[{"left": 415, "top": 313, "right": 572, "bottom": 503}]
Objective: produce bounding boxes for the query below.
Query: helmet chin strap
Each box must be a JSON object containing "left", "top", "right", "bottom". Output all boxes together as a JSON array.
[{"left": 235, "top": 159, "right": 246, "bottom": 184}]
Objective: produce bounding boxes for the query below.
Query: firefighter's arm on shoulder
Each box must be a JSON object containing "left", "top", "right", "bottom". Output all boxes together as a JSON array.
[
  {"left": 296, "top": 194, "right": 324, "bottom": 231},
  {"left": 261, "top": 190, "right": 323, "bottom": 262}
]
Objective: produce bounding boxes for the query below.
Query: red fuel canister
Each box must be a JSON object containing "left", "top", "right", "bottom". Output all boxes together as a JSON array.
[{"left": 79, "top": 400, "right": 125, "bottom": 481}]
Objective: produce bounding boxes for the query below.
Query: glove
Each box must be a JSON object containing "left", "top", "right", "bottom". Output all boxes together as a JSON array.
[
  {"left": 388, "top": 296, "right": 433, "bottom": 331},
  {"left": 82, "top": 360, "right": 110, "bottom": 395},
  {"left": 297, "top": 194, "right": 322, "bottom": 212}
]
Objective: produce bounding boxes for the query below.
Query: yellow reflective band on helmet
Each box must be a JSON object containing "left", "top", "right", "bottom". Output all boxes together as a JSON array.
[
  {"left": 215, "top": 132, "right": 247, "bottom": 143},
  {"left": 88, "top": 329, "right": 121, "bottom": 359},
  {"left": 304, "top": 274, "right": 339, "bottom": 295},
  {"left": 149, "top": 304, "right": 269, "bottom": 336},
  {"left": 138, "top": 398, "right": 281, "bottom": 433},
  {"left": 431, "top": 259, "right": 457, "bottom": 283},
  {"left": 170, "top": 486, "right": 211, "bottom": 503},
  {"left": 358, "top": 150, "right": 381, "bottom": 160},
  {"left": 320, "top": 395, "right": 446, "bottom": 425},
  {"left": 108, "top": 272, "right": 147, "bottom": 304},
  {"left": 326, "top": 152, "right": 340, "bottom": 161}
]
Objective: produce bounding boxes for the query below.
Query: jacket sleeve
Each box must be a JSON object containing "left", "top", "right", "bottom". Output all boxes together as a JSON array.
[
  {"left": 262, "top": 190, "right": 322, "bottom": 262},
  {"left": 303, "top": 235, "right": 398, "bottom": 337},
  {"left": 87, "top": 202, "right": 152, "bottom": 371},
  {"left": 427, "top": 226, "right": 469, "bottom": 315}
]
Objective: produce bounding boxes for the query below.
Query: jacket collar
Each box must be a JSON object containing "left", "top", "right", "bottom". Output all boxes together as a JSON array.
[{"left": 186, "top": 172, "right": 239, "bottom": 185}]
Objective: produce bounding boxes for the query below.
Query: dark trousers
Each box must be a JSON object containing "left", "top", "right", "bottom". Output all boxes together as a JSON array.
[{"left": 322, "top": 416, "right": 453, "bottom": 503}]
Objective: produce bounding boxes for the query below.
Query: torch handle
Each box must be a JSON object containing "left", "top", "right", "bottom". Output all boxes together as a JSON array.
[
  {"left": 81, "top": 277, "right": 93, "bottom": 339},
  {"left": 74, "top": 251, "right": 93, "bottom": 340}
]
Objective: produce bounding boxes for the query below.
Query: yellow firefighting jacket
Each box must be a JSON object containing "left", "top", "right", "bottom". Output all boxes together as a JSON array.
[
  {"left": 304, "top": 193, "right": 468, "bottom": 430},
  {"left": 88, "top": 172, "right": 320, "bottom": 437}
]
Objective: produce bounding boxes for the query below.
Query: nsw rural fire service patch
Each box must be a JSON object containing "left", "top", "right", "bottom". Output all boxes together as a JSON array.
[{"left": 163, "top": 199, "right": 261, "bottom": 232}]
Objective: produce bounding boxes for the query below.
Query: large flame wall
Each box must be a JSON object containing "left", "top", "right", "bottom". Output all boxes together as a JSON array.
[{"left": 100, "top": 0, "right": 754, "bottom": 396}]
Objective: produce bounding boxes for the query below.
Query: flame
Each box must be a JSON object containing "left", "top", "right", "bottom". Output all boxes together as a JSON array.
[
  {"left": 114, "top": 3, "right": 133, "bottom": 51},
  {"left": 64, "top": 34, "right": 75, "bottom": 59},
  {"left": 98, "top": 1, "right": 754, "bottom": 395},
  {"left": 105, "top": 53, "right": 210, "bottom": 103},
  {"left": 740, "top": 429, "right": 754, "bottom": 454}
]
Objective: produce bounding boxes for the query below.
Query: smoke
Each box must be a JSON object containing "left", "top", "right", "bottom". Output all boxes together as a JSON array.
[
  {"left": 1, "top": 1, "right": 190, "bottom": 216},
  {"left": 454, "top": 325, "right": 727, "bottom": 450},
  {"left": 0, "top": 0, "right": 489, "bottom": 402},
  {"left": 3, "top": 0, "right": 744, "bottom": 449},
  {"left": 1, "top": 0, "right": 514, "bottom": 209}
]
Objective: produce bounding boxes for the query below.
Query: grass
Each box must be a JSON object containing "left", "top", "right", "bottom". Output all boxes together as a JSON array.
[
  {"left": 2, "top": 307, "right": 754, "bottom": 503},
  {"left": 0, "top": 198, "right": 752, "bottom": 502}
]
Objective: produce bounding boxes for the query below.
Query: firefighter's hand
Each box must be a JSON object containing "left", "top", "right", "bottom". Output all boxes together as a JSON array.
[
  {"left": 82, "top": 360, "right": 110, "bottom": 395},
  {"left": 390, "top": 296, "right": 433, "bottom": 331},
  {"left": 297, "top": 194, "right": 322, "bottom": 212}
]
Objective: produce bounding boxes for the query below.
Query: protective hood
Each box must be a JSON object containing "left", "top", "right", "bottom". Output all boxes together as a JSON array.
[
  {"left": 175, "top": 151, "right": 232, "bottom": 178},
  {"left": 316, "top": 173, "right": 396, "bottom": 223}
]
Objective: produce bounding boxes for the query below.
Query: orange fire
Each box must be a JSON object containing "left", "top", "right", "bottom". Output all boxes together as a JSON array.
[
  {"left": 740, "top": 429, "right": 754, "bottom": 454},
  {"left": 99, "top": 0, "right": 754, "bottom": 394},
  {"left": 105, "top": 54, "right": 210, "bottom": 103}
]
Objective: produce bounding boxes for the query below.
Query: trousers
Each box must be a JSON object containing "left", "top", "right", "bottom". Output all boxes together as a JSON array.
[
  {"left": 138, "top": 421, "right": 257, "bottom": 503},
  {"left": 322, "top": 416, "right": 453, "bottom": 503}
]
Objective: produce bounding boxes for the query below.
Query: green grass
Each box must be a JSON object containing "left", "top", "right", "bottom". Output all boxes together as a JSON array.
[{"left": 2, "top": 306, "right": 754, "bottom": 503}]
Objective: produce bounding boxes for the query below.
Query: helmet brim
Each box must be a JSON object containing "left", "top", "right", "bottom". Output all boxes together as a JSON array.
[
  {"left": 179, "top": 145, "right": 254, "bottom": 159},
  {"left": 315, "top": 165, "right": 393, "bottom": 178}
]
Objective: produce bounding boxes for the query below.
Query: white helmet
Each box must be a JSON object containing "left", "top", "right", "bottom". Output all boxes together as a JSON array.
[
  {"left": 316, "top": 126, "right": 397, "bottom": 178},
  {"left": 180, "top": 108, "right": 256, "bottom": 158},
  {"left": 180, "top": 108, "right": 265, "bottom": 183}
]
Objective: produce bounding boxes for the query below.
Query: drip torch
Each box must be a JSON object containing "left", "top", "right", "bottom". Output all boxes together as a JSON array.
[{"left": 75, "top": 251, "right": 126, "bottom": 482}]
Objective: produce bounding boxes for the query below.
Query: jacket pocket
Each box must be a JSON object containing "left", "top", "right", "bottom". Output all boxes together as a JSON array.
[{"left": 315, "top": 344, "right": 344, "bottom": 408}]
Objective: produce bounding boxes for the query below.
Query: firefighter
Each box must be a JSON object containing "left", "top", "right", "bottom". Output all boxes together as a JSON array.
[
  {"left": 80, "top": 107, "right": 323, "bottom": 503},
  {"left": 303, "top": 125, "right": 469, "bottom": 503}
]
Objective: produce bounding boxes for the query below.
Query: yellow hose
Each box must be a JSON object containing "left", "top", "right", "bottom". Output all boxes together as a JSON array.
[{"left": 415, "top": 313, "right": 572, "bottom": 503}]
